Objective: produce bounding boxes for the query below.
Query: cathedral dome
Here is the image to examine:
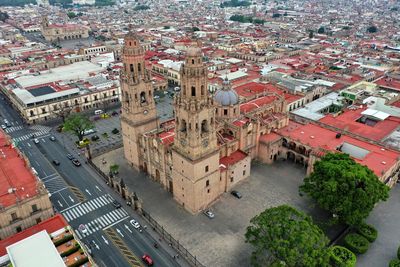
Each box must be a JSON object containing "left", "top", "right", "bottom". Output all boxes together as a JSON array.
[
  {"left": 214, "top": 77, "right": 239, "bottom": 106},
  {"left": 186, "top": 46, "right": 202, "bottom": 57}
]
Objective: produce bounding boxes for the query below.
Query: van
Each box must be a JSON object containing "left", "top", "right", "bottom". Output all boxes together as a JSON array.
[
  {"left": 94, "top": 109, "right": 103, "bottom": 115},
  {"left": 174, "top": 87, "right": 180, "bottom": 92}
]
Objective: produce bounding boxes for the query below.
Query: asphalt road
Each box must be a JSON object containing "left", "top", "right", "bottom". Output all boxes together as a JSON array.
[{"left": 0, "top": 92, "right": 184, "bottom": 267}]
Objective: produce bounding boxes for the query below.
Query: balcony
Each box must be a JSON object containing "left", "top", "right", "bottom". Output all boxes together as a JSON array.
[
  {"left": 31, "top": 208, "right": 42, "bottom": 216},
  {"left": 9, "top": 217, "right": 22, "bottom": 225}
]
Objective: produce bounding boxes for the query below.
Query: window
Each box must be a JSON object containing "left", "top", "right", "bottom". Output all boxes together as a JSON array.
[
  {"left": 230, "top": 177, "right": 234, "bottom": 182},
  {"left": 74, "top": 99, "right": 78, "bottom": 105},
  {"left": 103, "top": 93, "right": 107, "bottom": 98},
  {"left": 140, "top": 92, "right": 146, "bottom": 103},
  {"left": 130, "top": 64, "right": 134, "bottom": 72},
  {"left": 11, "top": 212, "right": 18, "bottom": 221},
  {"left": 94, "top": 95, "right": 98, "bottom": 101},
  {"left": 36, "top": 218, "right": 41, "bottom": 224},
  {"left": 84, "top": 97, "right": 88, "bottom": 103},
  {"left": 31, "top": 204, "right": 38, "bottom": 212},
  {"left": 224, "top": 109, "right": 228, "bottom": 115},
  {"left": 112, "top": 90, "right": 116, "bottom": 96},
  {"left": 53, "top": 104, "right": 58, "bottom": 111},
  {"left": 207, "top": 189, "right": 210, "bottom": 193},
  {"left": 138, "top": 63, "right": 141, "bottom": 72},
  {"left": 64, "top": 102, "right": 69, "bottom": 107},
  {"left": 243, "top": 170, "right": 246, "bottom": 176},
  {"left": 205, "top": 166, "right": 209, "bottom": 172},
  {"left": 201, "top": 85, "right": 204, "bottom": 95},
  {"left": 16, "top": 226, "right": 22, "bottom": 233},
  {"left": 191, "top": 86, "right": 196, "bottom": 97},
  {"left": 192, "top": 59, "right": 195, "bottom": 64},
  {"left": 206, "top": 180, "right": 209, "bottom": 187},
  {"left": 41, "top": 108, "right": 46, "bottom": 114}
]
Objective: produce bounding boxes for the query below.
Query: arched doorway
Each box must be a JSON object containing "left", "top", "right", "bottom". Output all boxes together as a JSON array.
[
  {"left": 155, "top": 169, "right": 160, "bottom": 182},
  {"left": 287, "top": 151, "right": 295, "bottom": 161}
]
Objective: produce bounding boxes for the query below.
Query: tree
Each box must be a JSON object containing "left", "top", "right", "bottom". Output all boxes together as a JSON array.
[
  {"left": 133, "top": 4, "right": 149, "bottom": 10},
  {"left": 245, "top": 205, "right": 330, "bottom": 267},
  {"left": 272, "top": 13, "right": 281, "bottom": 18},
  {"left": 367, "top": 25, "right": 378, "bottom": 33},
  {"left": 67, "top": 11, "right": 76, "bottom": 19},
  {"left": 63, "top": 114, "right": 94, "bottom": 141},
  {"left": 299, "top": 153, "right": 389, "bottom": 226},
  {"left": 309, "top": 30, "right": 314, "bottom": 39},
  {"left": 192, "top": 26, "right": 200, "bottom": 32},
  {"left": 318, "top": 26, "right": 325, "bottom": 34},
  {"left": 0, "top": 11, "right": 9, "bottom": 22},
  {"left": 110, "top": 164, "right": 119, "bottom": 175}
]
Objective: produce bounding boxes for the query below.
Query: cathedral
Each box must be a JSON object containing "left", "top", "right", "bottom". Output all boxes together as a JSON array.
[
  {"left": 41, "top": 16, "right": 89, "bottom": 42},
  {"left": 121, "top": 31, "right": 289, "bottom": 214}
]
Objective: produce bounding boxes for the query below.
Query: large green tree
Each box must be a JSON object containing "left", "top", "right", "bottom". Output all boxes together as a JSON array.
[
  {"left": 300, "top": 153, "right": 389, "bottom": 226},
  {"left": 63, "top": 114, "right": 94, "bottom": 141},
  {"left": 245, "top": 205, "right": 330, "bottom": 267}
]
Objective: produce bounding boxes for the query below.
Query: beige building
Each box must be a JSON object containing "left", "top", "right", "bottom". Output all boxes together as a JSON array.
[
  {"left": 0, "top": 131, "right": 54, "bottom": 240},
  {"left": 41, "top": 16, "right": 89, "bottom": 42},
  {"left": 121, "top": 31, "right": 289, "bottom": 214}
]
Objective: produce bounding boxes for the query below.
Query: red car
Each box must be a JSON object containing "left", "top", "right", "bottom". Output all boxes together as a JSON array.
[{"left": 142, "top": 254, "right": 153, "bottom": 266}]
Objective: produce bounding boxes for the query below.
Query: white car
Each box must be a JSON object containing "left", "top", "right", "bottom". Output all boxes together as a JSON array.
[
  {"left": 79, "top": 224, "right": 88, "bottom": 234},
  {"left": 130, "top": 219, "right": 141, "bottom": 229},
  {"left": 33, "top": 138, "right": 40, "bottom": 144},
  {"left": 1, "top": 125, "right": 6, "bottom": 130},
  {"left": 204, "top": 210, "right": 215, "bottom": 219}
]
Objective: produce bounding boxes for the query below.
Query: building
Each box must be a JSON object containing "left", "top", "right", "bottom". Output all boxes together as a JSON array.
[
  {"left": 0, "top": 61, "right": 120, "bottom": 123},
  {"left": 0, "top": 214, "right": 93, "bottom": 267},
  {"left": 40, "top": 16, "right": 89, "bottom": 42},
  {"left": 121, "top": 31, "right": 288, "bottom": 213},
  {"left": 0, "top": 130, "right": 53, "bottom": 240}
]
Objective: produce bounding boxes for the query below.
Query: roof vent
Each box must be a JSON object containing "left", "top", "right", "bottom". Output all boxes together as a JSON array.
[
  {"left": 381, "top": 161, "right": 386, "bottom": 165},
  {"left": 381, "top": 148, "right": 385, "bottom": 151},
  {"left": 310, "top": 135, "right": 315, "bottom": 139},
  {"left": 301, "top": 131, "right": 304, "bottom": 134}
]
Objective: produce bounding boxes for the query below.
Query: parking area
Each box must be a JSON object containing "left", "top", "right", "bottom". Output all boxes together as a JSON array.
[{"left": 93, "top": 148, "right": 321, "bottom": 266}]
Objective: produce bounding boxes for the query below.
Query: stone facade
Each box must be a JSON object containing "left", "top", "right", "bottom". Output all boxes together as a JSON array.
[{"left": 41, "top": 17, "right": 89, "bottom": 42}]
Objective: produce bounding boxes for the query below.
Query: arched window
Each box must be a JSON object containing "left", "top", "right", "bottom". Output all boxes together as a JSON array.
[
  {"left": 130, "top": 64, "right": 134, "bottom": 72},
  {"left": 201, "top": 120, "right": 208, "bottom": 133},
  {"left": 192, "top": 59, "right": 195, "bottom": 64},
  {"left": 140, "top": 92, "right": 146, "bottom": 103},
  {"left": 201, "top": 85, "right": 204, "bottom": 95},
  {"left": 191, "top": 86, "right": 196, "bottom": 97}
]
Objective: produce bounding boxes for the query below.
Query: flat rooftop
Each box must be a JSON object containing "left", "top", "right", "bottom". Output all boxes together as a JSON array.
[
  {"left": 7, "top": 230, "right": 66, "bottom": 267},
  {"left": 15, "top": 61, "right": 105, "bottom": 88},
  {"left": 0, "top": 130, "right": 38, "bottom": 208}
]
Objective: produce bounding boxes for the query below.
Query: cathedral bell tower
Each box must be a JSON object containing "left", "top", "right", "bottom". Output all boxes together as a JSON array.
[
  {"left": 120, "top": 30, "right": 158, "bottom": 171},
  {"left": 171, "top": 47, "right": 221, "bottom": 213}
]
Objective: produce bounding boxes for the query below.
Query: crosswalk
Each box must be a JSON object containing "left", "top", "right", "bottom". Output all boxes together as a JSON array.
[
  {"left": 12, "top": 131, "right": 50, "bottom": 143},
  {"left": 62, "top": 194, "right": 113, "bottom": 222},
  {"left": 75, "top": 208, "right": 129, "bottom": 239},
  {"left": 42, "top": 173, "right": 68, "bottom": 194},
  {"left": 4, "top": 125, "right": 23, "bottom": 133},
  {"left": 29, "top": 125, "right": 52, "bottom": 133}
]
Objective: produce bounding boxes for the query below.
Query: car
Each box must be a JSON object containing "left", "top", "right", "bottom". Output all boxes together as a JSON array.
[
  {"left": 112, "top": 200, "right": 122, "bottom": 208},
  {"left": 111, "top": 111, "right": 119, "bottom": 116},
  {"left": 130, "top": 219, "right": 140, "bottom": 229},
  {"left": 33, "top": 138, "right": 40, "bottom": 144},
  {"left": 79, "top": 224, "right": 88, "bottom": 234},
  {"left": 142, "top": 254, "right": 153, "bottom": 266},
  {"left": 49, "top": 136, "right": 56, "bottom": 141},
  {"left": 204, "top": 210, "right": 215, "bottom": 219},
  {"left": 153, "top": 95, "right": 160, "bottom": 99},
  {"left": 91, "top": 135, "right": 99, "bottom": 141},
  {"left": 72, "top": 159, "right": 81, "bottom": 166},
  {"left": 52, "top": 159, "right": 60, "bottom": 166},
  {"left": 1, "top": 125, "right": 6, "bottom": 129},
  {"left": 67, "top": 154, "right": 74, "bottom": 160},
  {"left": 231, "top": 190, "right": 242, "bottom": 199}
]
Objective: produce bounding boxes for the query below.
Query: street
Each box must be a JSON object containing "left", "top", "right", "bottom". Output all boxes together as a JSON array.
[{"left": 0, "top": 93, "right": 186, "bottom": 267}]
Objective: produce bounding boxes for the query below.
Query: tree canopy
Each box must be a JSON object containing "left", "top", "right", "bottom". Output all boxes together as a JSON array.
[
  {"left": 318, "top": 26, "right": 325, "bottom": 34},
  {"left": 299, "top": 153, "right": 389, "bottom": 226},
  {"left": 67, "top": 11, "right": 76, "bottom": 19},
  {"left": 229, "top": 15, "right": 265, "bottom": 25},
  {"left": 367, "top": 25, "right": 378, "bottom": 33},
  {"left": 133, "top": 4, "right": 149, "bottom": 10},
  {"left": 0, "top": 0, "right": 34, "bottom": 6},
  {"left": 245, "top": 205, "right": 330, "bottom": 267},
  {"left": 220, "top": 0, "right": 251, "bottom": 8},
  {"left": 63, "top": 114, "right": 94, "bottom": 141}
]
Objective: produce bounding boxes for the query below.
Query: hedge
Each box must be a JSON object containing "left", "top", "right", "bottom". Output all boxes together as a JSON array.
[
  {"left": 60, "top": 244, "right": 80, "bottom": 257},
  {"left": 389, "top": 259, "right": 400, "bottom": 267},
  {"left": 330, "top": 246, "right": 356, "bottom": 267},
  {"left": 67, "top": 257, "right": 88, "bottom": 267},
  {"left": 344, "top": 233, "right": 370, "bottom": 254},
  {"left": 356, "top": 223, "right": 378, "bottom": 242},
  {"left": 53, "top": 234, "right": 74, "bottom": 246}
]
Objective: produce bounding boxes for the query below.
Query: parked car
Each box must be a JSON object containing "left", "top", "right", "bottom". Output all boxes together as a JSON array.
[
  {"left": 67, "top": 154, "right": 74, "bottom": 160},
  {"left": 49, "top": 136, "right": 56, "bottom": 141},
  {"left": 112, "top": 200, "right": 121, "bottom": 208},
  {"left": 1, "top": 124, "right": 6, "bottom": 129},
  {"left": 33, "top": 138, "right": 40, "bottom": 144},
  {"left": 153, "top": 95, "right": 160, "bottom": 99},
  {"left": 111, "top": 111, "right": 119, "bottom": 116},
  {"left": 72, "top": 159, "right": 81, "bottom": 166},
  {"left": 204, "top": 210, "right": 215, "bottom": 219},
  {"left": 142, "top": 254, "right": 153, "bottom": 266},
  {"left": 91, "top": 135, "right": 99, "bottom": 141},
  {"left": 52, "top": 159, "right": 60, "bottom": 166},
  {"left": 130, "top": 219, "right": 140, "bottom": 229},
  {"left": 231, "top": 190, "right": 242, "bottom": 199}
]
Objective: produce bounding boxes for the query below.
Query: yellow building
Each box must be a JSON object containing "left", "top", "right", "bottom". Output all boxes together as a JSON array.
[{"left": 41, "top": 16, "right": 89, "bottom": 42}]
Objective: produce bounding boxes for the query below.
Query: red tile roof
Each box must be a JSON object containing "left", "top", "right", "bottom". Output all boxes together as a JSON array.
[
  {"left": 319, "top": 108, "right": 400, "bottom": 141},
  {"left": 220, "top": 150, "right": 248, "bottom": 170},
  {"left": 0, "top": 130, "right": 39, "bottom": 208},
  {"left": 158, "top": 129, "right": 175, "bottom": 145},
  {"left": 240, "top": 95, "right": 278, "bottom": 113},
  {"left": 278, "top": 122, "right": 400, "bottom": 177},
  {"left": 0, "top": 214, "right": 68, "bottom": 256},
  {"left": 374, "top": 77, "right": 400, "bottom": 92},
  {"left": 259, "top": 132, "right": 281, "bottom": 143}
]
